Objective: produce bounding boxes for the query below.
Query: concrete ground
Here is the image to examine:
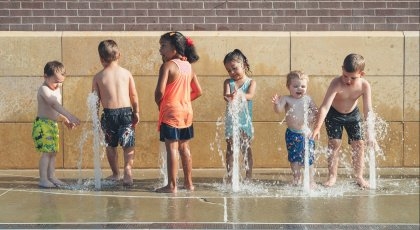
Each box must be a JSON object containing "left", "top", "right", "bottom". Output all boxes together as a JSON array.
[{"left": 0, "top": 168, "right": 418, "bottom": 229}]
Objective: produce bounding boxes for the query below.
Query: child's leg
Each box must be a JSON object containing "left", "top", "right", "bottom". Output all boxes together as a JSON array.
[
  {"left": 156, "top": 140, "right": 179, "bottom": 193},
  {"left": 351, "top": 140, "right": 369, "bottom": 188},
  {"left": 39, "top": 153, "right": 55, "bottom": 188},
  {"left": 47, "top": 153, "right": 66, "bottom": 186},
  {"left": 179, "top": 140, "right": 194, "bottom": 191},
  {"left": 225, "top": 139, "right": 233, "bottom": 183},
  {"left": 106, "top": 146, "right": 120, "bottom": 180},
  {"left": 324, "top": 139, "right": 342, "bottom": 187},
  {"left": 122, "top": 146, "right": 135, "bottom": 186},
  {"left": 244, "top": 145, "right": 253, "bottom": 180},
  {"left": 241, "top": 135, "right": 253, "bottom": 180},
  {"left": 309, "top": 165, "right": 317, "bottom": 189},
  {"left": 290, "top": 162, "right": 301, "bottom": 185}
]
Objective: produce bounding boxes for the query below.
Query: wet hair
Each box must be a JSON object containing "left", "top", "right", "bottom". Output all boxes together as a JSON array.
[
  {"left": 160, "top": 31, "right": 199, "bottom": 63},
  {"left": 223, "top": 49, "right": 252, "bottom": 76},
  {"left": 286, "top": 70, "right": 308, "bottom": 87},
  {"left": 98, "top": 40, "right": 120, "bottom": 64},
  {"left": 342, "top": 53, "right": 365, "bottom": 72},
  {"left": 44, "top": 61, "right": 65, "bottom": 78}
]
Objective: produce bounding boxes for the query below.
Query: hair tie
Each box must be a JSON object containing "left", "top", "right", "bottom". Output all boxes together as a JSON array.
[{"left": 186, "top": 37, "right": 194, "bottom": 47}]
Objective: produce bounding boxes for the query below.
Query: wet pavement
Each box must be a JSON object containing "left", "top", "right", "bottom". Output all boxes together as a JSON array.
[{"left": 0, "top": 168, "right": 418, "bottom": 229}]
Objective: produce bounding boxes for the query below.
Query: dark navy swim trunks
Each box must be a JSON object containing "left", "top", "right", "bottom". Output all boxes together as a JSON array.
[
  {"left": 325, "top": 106, "right": 364, "bottom": 144},
  {"left": 159, "top": 123, "right": 194, "bottom": 142},
  {"left": 101, "top": 107, "right": 135, "bottom": 148}
]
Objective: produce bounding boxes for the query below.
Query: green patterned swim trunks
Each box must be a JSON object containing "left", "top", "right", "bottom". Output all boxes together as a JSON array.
[{"left": 32, "top": 117, "right": 59, "bottom": 153}]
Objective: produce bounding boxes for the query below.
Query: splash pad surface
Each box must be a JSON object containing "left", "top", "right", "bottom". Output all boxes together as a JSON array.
[{"left": 0, "top": 168, "right": 418, "bottom": 229}]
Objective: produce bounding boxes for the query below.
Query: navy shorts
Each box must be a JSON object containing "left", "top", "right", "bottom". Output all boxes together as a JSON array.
[
  {"left": 285, "top": 128, "right": 315, "bottom": 166},
  {"left": 160, "top": 123, "right": 194, "bottom": 142},
  {"left": 325, "top": 107, "right": 363, "bottom": 144},
  {"left": 101, "top": 107, "right": 135, "bottom": 148}
]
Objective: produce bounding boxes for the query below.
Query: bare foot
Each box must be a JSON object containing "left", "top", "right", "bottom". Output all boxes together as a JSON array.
[
  {"left": 123, "top": 168, "right": 133, "bottom": 184},
  {"left": 39, "top": 180, "right": 56, "bottom": 188},
  {"left": 224, "top": 176, "right": 232, "bottom": 184},
  {"left": 123, "top": 182, "right": 133, "bottom": 187},
  {"left": 323, "top": 177, "right": 336, "bottom": 187},
  {"left": 155, "top": 185, "right": 177, "bottom": 193},
  {"left": 183, "top": 184, "right": 195, "bottom": 191},
  {"left": 245, "top": 171, "right": 252, "bottom": 181},
  {"left": 49, "top": 178, "right": 67, "bottom": 186},
  {"left": 290, "top": 177, "right": 301, "bottom": 186},
  {"left": 355, "top": 177, "right": 370, "bottom": 189},
  {"left": 123, "top": 176, "right": 133, "bottom": 187},
  {"left": 244, "top": 176, "right": 253, "bottom": 183},
  {"left": 106, "top": 175, "right": 121, "bottom": 181}
]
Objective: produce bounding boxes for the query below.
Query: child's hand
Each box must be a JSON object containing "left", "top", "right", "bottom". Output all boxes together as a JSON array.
[
  {"left": 68, "top": 115, "right": 80, "bottom": 126},
  {"left": 63, "top": 119, "right": 76, "bottom": 129},
  {"left": 132, "top": 112, "right": 140, "bottom": 126},
  {"left": 224, "top": 90, "right": 236, "bottom": 101},
  {"left": 272, "top": 94, "right": 281, "bottom": 104},
  {"left": 310, "top": 129, "right": 320, "bottom": 140},
  {"left": 272, "top": 94, "right": 286, "bottom": 113},
  {"left": 303, "top": 127, "right": 312, "bottom": 138}
]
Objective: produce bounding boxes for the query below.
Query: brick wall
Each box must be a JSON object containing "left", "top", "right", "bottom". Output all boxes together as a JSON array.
[{"left": 0, "top": 0, "right": 419, "bottom": 31}]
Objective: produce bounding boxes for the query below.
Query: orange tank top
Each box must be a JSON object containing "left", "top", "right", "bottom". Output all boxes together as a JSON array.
[{"left": 158, "top": 59, "right": 193, "bottom": 130}]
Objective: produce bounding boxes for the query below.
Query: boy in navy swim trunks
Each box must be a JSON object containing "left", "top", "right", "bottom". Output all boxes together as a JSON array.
[
  {"left": 311, "top": 53, "right": 374, "bottom": 188},
  {"left": 272, "top": 70, "right": 318, "bottom": 188},
  {"left": 92, "top": 40, "right": 140, "bottom": 186},
  {"left": 32, "top": 61, "right": 80, "bottom": 188}
]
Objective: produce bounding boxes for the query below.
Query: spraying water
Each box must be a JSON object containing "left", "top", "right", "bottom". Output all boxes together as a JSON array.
[
  {"left": 365, "top": 111, "right": 388, "bottom": 189},
  {"left": 210, "top": 117, "right": 226, "bottom": 168},
  {"left": 159, "top": 142, "right": 168, "bottom": 186},
  {"left": 87, "top": 92, "right": 104, "bottom": 190},
  {"left": 302, "top": 96, "right": 311, "bottom": 192},
  {"left": 225, "top": 90, "right": 253, "bottom": 192}
]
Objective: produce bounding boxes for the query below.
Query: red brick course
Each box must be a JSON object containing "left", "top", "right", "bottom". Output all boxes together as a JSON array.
[{"left": 0, "top": 0, "right": 418, "bottom": 31}]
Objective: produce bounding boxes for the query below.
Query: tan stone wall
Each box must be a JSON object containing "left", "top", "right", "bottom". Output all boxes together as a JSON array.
[{"left": 0, "top": 31, "right": 418, "bottom": 170}]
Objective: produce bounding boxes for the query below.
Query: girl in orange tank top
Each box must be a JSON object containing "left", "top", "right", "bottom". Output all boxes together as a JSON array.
[{"left": 154, "top": 31, "right": 202, "bottom": 193}]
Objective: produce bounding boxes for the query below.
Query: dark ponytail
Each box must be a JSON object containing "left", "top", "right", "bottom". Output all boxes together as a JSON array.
[
  {"left": 160, "top": 31, "right": 199, "bottom": 63},
  {"left": 223, "top": 49, "right": 251, "bottom": 76}
]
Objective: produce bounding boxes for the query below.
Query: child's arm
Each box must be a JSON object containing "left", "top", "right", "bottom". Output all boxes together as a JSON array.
[
  {"left": 91, "top": 76, "right": 101, "bottom": 115},
  {"left": 190, "top": 72, "right": 202, "bottom": 101},
  {"left": 58, "top": 114, "right": 75, "bottom": 129},
  {"left": 155, "top": 63, "right": 170, "bottom": 107},
  {"left": 308, "top": 96, "right": 319, "bottom": 129},
  {"left": 40, "top": 86, "right": 80, "bottom": 125},
  {"left": 223, "top": 79, "right": 234, "bottom": 102},
  {"left": 244, "top": 79, "right": 256, "bottom": 100},
  {"left": 362, "top": 80, "right": 376, "bottom": 146},
  {"left": 272, "top": 94, "right": 286, "bottom": 113},
  {"left": 362, "top": 79, "right": 373, "bottom": 122},
  {"left": 128, "top": 73, "right": 140, "bottom": 126},
  {"left": 310, "top": 80, "right": 338, "bottom": 140}
]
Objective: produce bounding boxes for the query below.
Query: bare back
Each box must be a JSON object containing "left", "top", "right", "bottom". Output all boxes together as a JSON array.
[{"left": 93, "top": 63, "right": 135, "bottom": 109}]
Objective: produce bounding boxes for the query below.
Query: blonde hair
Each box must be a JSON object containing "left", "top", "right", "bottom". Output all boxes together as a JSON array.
[{"left": 286, "top": 70, "right": 308, "bottom": 87}]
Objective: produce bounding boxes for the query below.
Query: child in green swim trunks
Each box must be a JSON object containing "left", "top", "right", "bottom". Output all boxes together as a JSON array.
[{"left": 32, "top": 61, "right": 80, "bottom": 188}]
